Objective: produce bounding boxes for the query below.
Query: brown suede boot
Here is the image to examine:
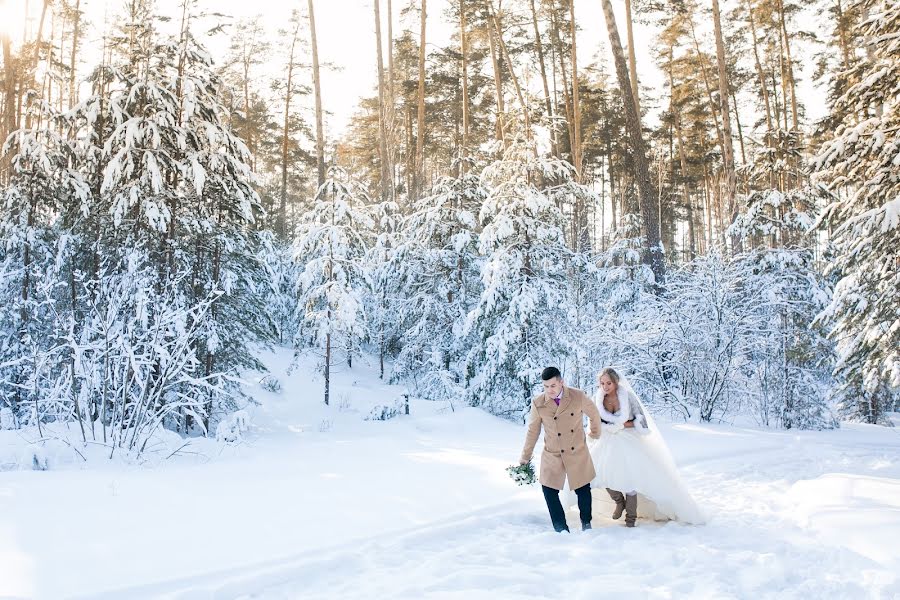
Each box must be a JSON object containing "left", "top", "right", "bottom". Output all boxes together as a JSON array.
[
  {"left": 625, "top": 493, "right": 637, "bottom": 527},
  {"left": 607, "top": 489, "right": 626, "bottom": 520}
]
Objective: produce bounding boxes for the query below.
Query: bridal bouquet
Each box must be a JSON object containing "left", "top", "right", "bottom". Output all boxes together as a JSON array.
[{"left": 506, "top": 461, "right": 536, "bottom": 485}]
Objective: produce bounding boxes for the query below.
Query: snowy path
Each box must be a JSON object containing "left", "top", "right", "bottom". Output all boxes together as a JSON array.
[
  {"left": 84, "top": 423, "right": 900, "bottom": 600},
  {"left": 3, "top": 349, "right": 898, "bottom": 599}
]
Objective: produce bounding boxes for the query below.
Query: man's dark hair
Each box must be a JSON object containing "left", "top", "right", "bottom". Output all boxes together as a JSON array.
[{"left": 541, "top": 366, "right": 562, "bottom": 381}]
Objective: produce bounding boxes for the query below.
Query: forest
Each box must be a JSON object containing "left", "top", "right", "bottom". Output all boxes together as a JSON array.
[{"left": 0, "top": 0, "right": 897, "bottom": 454}]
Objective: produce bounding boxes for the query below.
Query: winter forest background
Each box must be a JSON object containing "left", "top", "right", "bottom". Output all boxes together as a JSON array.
[{"left": 0, "top": 0, "right": 897, "bottom": 457}]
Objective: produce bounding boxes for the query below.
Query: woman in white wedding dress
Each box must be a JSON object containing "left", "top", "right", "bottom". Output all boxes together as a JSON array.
[{"left": 587, "top": 367, "right": 704, "bottom": 526}]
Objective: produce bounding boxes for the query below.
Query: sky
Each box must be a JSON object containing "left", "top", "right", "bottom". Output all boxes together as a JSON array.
[
  {"left": 0, "top": 0, "right": 825, "bottom": 140},
  {"left": 0, "top": 0, "right": 667, "bottom": 136}
]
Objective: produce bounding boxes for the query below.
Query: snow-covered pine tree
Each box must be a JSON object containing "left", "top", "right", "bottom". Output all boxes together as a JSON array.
[
  {"left": 0, "top": 103, "right": 90, "bottom": 431},
  {"left": 464, "top": 143, "right": 579, "bottom": 418},
  {"left": 813, "top": 0, "right": 900, "bottom": 424},
  {"left": 366, "top": 195, "right": 401, "bottom": 381},
  {"left": 94, "top": 2, "right": 267, "bottom": 432},
  {"left": 389, "top": 162, "right": 486, "bottom": 402},
  {"left": 294, "top": 168, "right": 374, "bottom": 404},
  {"left": 583, "top": 213, "right": 654, "bottom": 386},
  {"left": 730, "top": 187, "right": 836, "bottom": 429}
]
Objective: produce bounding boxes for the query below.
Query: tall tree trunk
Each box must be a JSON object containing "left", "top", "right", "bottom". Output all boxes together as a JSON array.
[
  {"left": 414, "top": 0, "right": 427, "bottom": 200},
  {"left": 834, "top": 0, "right": 851, "bottom": 71},
  {"left": 688, "top": 16, "right": 725, "bottom": 162},
  {"left": 550, "top": 4, "right": 574, "bottom": 163},
  {"left": 600, "top": 0, "right": 665, "bottom": 286},
  {"left": 745, "top": 1, "right": 774, "bottom": 136},
  {"left": 309, "top": 0, "right": 326, "bottom": 189},
  {"left": 711, "top": 0, "right": 736, "bottom": 239},
  {"left": 777, "top": 0, "right": 799, "bottom": 131},
  {"left": 69, "top": 0, "right": 82, "bottom": 109},
  {"left": 1, "top": 31, "right": 16, "bottom": 183},
  {"left": 23, "top": 0, "right": 50, "bottom": 129},
  {"left": 676, "top": 114, "right": 696, "bottom": 260},
  {"left": 568, "top": 0, "right": 582, "bottom": 179},
  {"left": 387, "top": 0, "right": 397, "bottom": 196},
  {"left": 529, "top": 0, "right": 554, "bottom": 154},
  {"left": 489, "top": 4, "right": 530, "bottom": 142},
  {"left": 280, "top": 19, "right": 301, "bottom": 239},
  {"left": 730, "top": 87, "right": 746, "bottom": 167},
  {"left": 459, "top": 0, "right": 470, "bottom": 169},
  {"left": 374, "top": 0, "right": 391, "bottom": 202},
  {"left": 624, "top": 0, "right": 641, "bottom": 117},
  {"left": 488, "top": 9, "right": 506, "bottom": 146}
]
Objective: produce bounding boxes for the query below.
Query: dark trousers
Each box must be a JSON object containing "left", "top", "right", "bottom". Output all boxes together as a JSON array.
[{"left": 542, "top": 483, "right": 592, "bottom": 532}]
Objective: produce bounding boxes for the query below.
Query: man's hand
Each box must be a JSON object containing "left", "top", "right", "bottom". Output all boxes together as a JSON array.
[
  {"left": 624, "top": 419, "right": 635, "bottom": 429},
  {"left": 519, "top": 458, "right": 530, "bottom": 465}
]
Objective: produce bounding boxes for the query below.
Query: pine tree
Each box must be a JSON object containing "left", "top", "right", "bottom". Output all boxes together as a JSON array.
[
  {"left": 390, "top": 161, "right": 486, "bottom": 401},
  {"left": 294, "top": 168, "right": 375, "bottom": 404},
  {"left": 814, "top": 0, "right": 899, "bottom": 424},
  {"left": 464, "top": 143, "right": 580, "bottom": 417}
]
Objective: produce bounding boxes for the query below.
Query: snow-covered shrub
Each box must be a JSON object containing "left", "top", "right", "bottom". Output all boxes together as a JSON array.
[
  {"left": 260, "top": 375, "right": 283, "bottom": 394},
  {"left": 364, "top": 396, "right": 407, "bottom": 421},
  {"left": 216, "top": 410, "right": 250, "bottom": 443}
]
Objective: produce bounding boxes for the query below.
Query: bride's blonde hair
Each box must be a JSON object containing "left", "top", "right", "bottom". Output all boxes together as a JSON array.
[{"left": 598, "top": 367, "right": 620, "bottom": 386}]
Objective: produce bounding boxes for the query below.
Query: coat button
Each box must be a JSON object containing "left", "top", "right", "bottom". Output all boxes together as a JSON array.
[
  {"left": 557, "top": 433, "right": 561, "bottom": 436},
  {"left": 571, "top": 412, "right": 574, "bottom": 416},
  {"left": 561, "top": 449, "right": 565, "bottom": 453},
  {"left": 571, "top": 447, "right": 575, "bottom": 451},
  {"left": 554, "top": 417, "right": 557, "bottom": 420},
  {"left": 571, "top": 429, "right": 574, "bottom": 433}
]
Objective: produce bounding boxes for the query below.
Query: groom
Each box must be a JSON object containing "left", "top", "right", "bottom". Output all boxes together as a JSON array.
[{"left": 520, "top": 367, "right": 603, "bottom": 532}]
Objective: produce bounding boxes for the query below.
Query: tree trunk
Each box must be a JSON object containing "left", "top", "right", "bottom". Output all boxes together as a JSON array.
[
  {"left": 1, "top": 31, "right": 16, "bottom": 183},
  {"left": 309, "top": 0, "right": 326, "bottom": 189},
  {"left": 69, "top": 0, "right": 82, "bottom": 109},
  {"left": 280, "top": 19, "right": 301, "bottom": 239},
  {"left": 550, "top": 4, "right": 574, "bottom": 162},
  {"left": 459, "top": 0, "right": 470, "bottom": 169},
  {"left": 712, "top": 0, "right": 737, "bottom": 240},
  {"left": 489, "top": 5, "right": 530, "bottom": 142},
  {"left": 599, "top": 0, "right": 665, "bottom": 286},
  {"left": 529, "top": 0, "right": 554, "bottom": 150},
  {"left": 488, "top": 8, "right": 506, "bottom": 146},
  {"left": 414, "top": 0, "right": 427, "bottom": 200},
  {"left": 777, "top": 0, "right": 799, "bottom": 131},
  {"left": 374, "top": 0, "right": 391, "bottom": 202},
  {"left": 686, "top": 17, "right": 724, "bottom": 154},
  {"left": 387, "top": 0, "right": 397, "bottom": 196},
  {"left": 745, "top": 1, "right": 774, "bottom": 137},
  {"left": 568, "top": 0, "right": 582, "bottom": 179},
  {"left": 624, "top": 0, "right": 641, "bottom": 117}
]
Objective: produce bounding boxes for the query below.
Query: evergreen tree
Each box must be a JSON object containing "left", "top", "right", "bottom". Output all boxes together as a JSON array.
[
  {"left": 294, "top": 168, "right": 374, "bottom": 403},
  {"left": 390, "top": 161, "right": 486, "bottom": 401},
  {"left": 814, "top": 0, "right": 899, "bottom": 424},
  {"left": 464, "top": 143, "right": 580, "bottom": 417}
]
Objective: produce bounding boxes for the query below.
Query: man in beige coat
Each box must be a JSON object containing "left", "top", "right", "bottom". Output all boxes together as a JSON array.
[{"left": 519, "top": 366, "right": 603, "bottom": 532}]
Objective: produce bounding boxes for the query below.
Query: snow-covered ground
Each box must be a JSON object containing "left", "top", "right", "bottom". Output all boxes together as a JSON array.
[{"left": 1, "top": 348, "right": 898, "bottom": 599}]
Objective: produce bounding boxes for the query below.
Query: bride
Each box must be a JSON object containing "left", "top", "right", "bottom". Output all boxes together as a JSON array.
[{"left": 587, "top": 367, "right": 704, "bottom": 526}]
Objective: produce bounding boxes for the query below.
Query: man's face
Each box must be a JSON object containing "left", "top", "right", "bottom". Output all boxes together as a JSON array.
[{"left": 542, "top": 376, "right": 563, "bottom": 398}]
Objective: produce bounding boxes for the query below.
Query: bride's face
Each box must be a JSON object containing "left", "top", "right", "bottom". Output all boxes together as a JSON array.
[{"left": 599, "top": 374, "right": 617, "bottom": 395}]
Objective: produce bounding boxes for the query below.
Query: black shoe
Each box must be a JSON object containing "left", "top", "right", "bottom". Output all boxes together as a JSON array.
[
  {"left": 581, "top": 521, "right": 592, "bottom": 531},
  {"left": 554, "top": 524, "right": 570, "bottom": 533}
]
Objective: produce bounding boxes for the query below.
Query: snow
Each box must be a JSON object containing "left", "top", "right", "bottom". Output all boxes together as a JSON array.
[{"left": 1, "top": 348, "right": 899, "bottom": 599}]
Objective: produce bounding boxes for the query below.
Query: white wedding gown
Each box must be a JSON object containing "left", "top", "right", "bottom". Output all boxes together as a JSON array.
[{"left": 573, "top": 383, "right": 705, "bottom": 524}]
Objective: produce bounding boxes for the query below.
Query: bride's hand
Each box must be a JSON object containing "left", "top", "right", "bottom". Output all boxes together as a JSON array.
[{"left": 602, "top": 422, "right": 624, "bottom": 434}]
